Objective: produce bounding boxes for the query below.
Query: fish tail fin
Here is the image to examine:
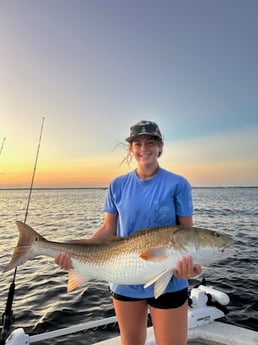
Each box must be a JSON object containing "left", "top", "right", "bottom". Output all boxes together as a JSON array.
[{"left": 3, "top": 221, "right": 46, "bottom": 272}]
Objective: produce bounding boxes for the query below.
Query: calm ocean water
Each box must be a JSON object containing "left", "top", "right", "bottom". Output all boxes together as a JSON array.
[{"left": 0, "top": 187, "right": 257, "bottom": 344}]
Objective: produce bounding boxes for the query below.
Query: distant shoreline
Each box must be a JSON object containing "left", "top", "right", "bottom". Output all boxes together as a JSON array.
[{"left": 0, "top": 186, "right": 257, "bottom": 191}]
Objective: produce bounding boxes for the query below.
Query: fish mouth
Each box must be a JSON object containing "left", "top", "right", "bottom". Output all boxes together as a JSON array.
[
  {"left": 219, "top": 246, "right": 226, "bottom": 253},
  {"left": 219, "top": 241, "right": 232, "bottom": 253}
]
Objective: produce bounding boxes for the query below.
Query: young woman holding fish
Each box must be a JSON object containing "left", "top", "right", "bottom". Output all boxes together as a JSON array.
[{"left": 55, "top": 120, "right": 202, "bottom": 345}]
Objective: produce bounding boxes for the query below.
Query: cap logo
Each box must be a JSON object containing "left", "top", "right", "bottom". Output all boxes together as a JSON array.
[{"left": 126, "top": 120, "right": 162, "bottom": 143}]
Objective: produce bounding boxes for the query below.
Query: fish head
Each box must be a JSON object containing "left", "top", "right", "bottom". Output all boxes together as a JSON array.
[
  {"left": 173, "top": 227, "right": 233, "bottom": 264},
  {"left": 174, "top": 227, "right": 233, "bottom": 250}
]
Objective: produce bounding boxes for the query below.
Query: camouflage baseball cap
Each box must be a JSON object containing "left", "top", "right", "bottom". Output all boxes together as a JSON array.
[{"left": 126, "top": 120, "right": 163, "bottom": 143}]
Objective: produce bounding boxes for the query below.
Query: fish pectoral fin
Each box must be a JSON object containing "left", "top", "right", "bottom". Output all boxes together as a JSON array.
[
  {"left": 144, "top": 269, "right": 173, "bottom": 299},
  {"left": 67, "top": 270, "right": 88, "bottom": 292},
  {"left": 140, "top": 246, "right": 169, "bottom": 262}
]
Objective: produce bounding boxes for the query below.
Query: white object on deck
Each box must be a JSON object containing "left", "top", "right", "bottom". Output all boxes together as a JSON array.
[
  {"left": 198, "top": 284, "right": 230, "bottom": 305},
  {"left": 3, "top": 329, "right": 29, "bottom": 345},
  {"left": 188, "top": 287, "right": 225, "bottom": 329}
]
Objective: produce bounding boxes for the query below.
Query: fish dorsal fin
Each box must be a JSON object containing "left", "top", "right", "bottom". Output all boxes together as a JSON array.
[
  {"left": 101, "top": 235, "right": 123, "bottom": 243},
  {"left": 140, "top": 245, "right": 169, "bottom": 262},
  {"left": 66, "top": 236, "right": 123, "bottom": 245},
  {"left": 67, "top": 270, "right": 88, "bottom": 292},
  {"left": 66, "top": 239, "right": 94, "bottom": 244},
  {"left": 144, "top": 269, "right": 173, "bottom": 299}
]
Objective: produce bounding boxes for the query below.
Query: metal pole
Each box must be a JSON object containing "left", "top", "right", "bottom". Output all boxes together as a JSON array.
[{"left": 0, "top": 118, "right": 45, "bottom": 344}]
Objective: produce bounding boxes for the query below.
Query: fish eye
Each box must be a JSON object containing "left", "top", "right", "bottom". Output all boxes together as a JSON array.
[{"left": 214, "top": 232, "right": 220, "bottom": 237}]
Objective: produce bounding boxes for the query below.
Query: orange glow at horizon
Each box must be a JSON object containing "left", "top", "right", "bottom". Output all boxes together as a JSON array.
[
  {"left": 0, "top": 156, "right": 132, "bottom": 188},
  {"left": 170, "top": 158, "right": 258, "bottom": 187},
  {"left": 1, "top": 156, "right": 258, "bottom": 188}
]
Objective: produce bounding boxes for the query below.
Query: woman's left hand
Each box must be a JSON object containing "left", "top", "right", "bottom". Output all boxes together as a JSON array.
[{"left": 173, "top": 256, "right": 202, "bottom": 279}]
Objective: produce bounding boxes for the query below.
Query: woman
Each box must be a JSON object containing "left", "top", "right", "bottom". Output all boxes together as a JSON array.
[{"left": 55, "top": 120, "right": 201, "bottom": 345}]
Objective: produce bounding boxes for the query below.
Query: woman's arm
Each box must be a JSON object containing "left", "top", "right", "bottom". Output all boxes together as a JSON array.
[
  {"left": 90, "top": 212, "right": 117, "bottom": 240},
  {"left": 176, "top": 215, "right": 193, "bottom": 226}
]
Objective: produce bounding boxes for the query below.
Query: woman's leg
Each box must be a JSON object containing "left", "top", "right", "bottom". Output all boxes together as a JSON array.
[
  {"left": 149, "top": 301, "right": 188, "bottom": 345},
  {"left": 112, "top": 297, "right": 149, "bottom": 345}
]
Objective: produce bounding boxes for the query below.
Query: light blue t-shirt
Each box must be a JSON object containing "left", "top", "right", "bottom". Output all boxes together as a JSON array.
[{"left": 104, "top": 168, "right": 193, "bottom": 298}]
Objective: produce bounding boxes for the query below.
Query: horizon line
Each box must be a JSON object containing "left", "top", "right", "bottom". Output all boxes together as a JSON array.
[{"left": 1, "top": 185, "right": 258, "bottom": 191}]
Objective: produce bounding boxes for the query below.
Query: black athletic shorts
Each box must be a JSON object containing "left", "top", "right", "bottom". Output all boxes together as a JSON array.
[{"left": 110, "top": 287, "right": 188, "bottom": 309}]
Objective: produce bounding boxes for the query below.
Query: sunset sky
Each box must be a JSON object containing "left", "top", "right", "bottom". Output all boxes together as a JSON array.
[{"left": 1, "top": 0, "right": 258, "bottom": 188}]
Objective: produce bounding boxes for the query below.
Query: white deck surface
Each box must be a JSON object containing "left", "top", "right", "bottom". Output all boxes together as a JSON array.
[{"left": 93, "top": 322, "right": 258, "bottom": 345}]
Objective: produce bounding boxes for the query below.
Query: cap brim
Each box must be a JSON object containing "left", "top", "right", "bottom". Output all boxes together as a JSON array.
[{"left": 126, "top": 133, "right": 162, "bottom": 143}]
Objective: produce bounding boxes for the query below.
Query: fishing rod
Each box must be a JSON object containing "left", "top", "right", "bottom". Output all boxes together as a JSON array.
[
  {"left": 0, "top": 118, "right": 45, "bottom": 345},
  {"left": 0, "top": 137, "right": 6, "bottom": 156}
]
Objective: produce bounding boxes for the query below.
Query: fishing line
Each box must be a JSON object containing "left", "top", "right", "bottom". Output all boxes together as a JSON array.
[{"left": 0, "top": 117, "right": 45, "bottom": 344}]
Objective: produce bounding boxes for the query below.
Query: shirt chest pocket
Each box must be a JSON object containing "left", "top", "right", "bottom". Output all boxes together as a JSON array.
[{"left": 152, "top": 200, "right": 176, "bottom": 226}]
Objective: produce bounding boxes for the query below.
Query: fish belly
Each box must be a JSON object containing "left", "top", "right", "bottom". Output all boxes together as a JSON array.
[{"left": 71, "top": 252, "right": 177, "bottom": 285}]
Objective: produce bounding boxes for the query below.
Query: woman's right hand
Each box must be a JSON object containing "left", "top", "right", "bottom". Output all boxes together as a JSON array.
[{"left": 55, "top": 252, "right": 73, "bottom": 270}]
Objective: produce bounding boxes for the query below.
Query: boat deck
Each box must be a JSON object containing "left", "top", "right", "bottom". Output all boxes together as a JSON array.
[{"left": 93, "top": 322, "right": 258, "bottom": 345}]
